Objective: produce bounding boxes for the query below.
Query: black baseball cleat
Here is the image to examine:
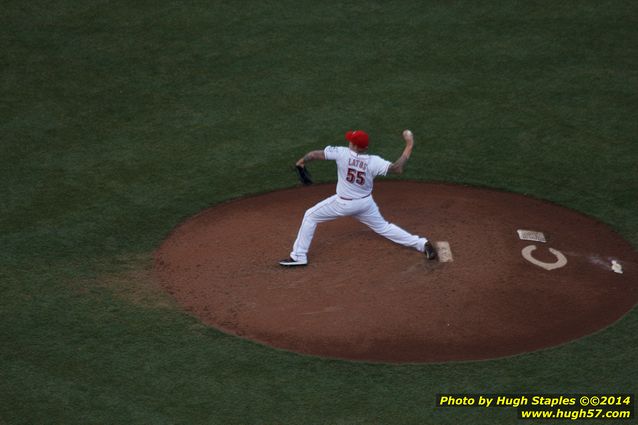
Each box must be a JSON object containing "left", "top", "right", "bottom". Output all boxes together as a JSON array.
[
  {"left": 424, "top": 241, "right": 437, "bottom": 260},
  {"left": 279, "top": 257, "right": 308, "bottom": 267}
]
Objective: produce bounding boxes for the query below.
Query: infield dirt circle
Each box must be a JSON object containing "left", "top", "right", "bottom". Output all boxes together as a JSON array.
[{"left": 155, "top": 181, "right": 638, "bottom": 363}]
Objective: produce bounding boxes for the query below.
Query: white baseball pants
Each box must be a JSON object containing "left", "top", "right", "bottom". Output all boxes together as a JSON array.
[{"left": 290, "top": 194, "right": 427, "bottom": 262}]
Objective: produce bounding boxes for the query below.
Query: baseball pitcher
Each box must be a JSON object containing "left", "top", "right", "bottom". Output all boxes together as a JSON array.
[{"left": 280, "top": 129, "right": 437, "bottom": 266}]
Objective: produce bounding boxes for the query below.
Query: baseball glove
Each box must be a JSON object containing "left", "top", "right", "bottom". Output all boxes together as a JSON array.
[{"left": 295, "top": 165, "right": 313, "bottom": 186}]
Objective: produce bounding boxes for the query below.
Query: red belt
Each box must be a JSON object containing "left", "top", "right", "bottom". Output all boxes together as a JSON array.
[{"left": 339, "top": 194, "right": 371, "bottom": 201}]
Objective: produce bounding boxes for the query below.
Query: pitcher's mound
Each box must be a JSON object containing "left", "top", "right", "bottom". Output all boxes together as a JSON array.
[{"left": 155, "top": 182, "right": 638, "bottom": 363}]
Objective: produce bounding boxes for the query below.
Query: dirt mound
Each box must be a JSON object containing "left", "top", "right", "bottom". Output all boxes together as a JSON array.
[{"left": 155, "top": 182, "right": 638, "bottom": 363}]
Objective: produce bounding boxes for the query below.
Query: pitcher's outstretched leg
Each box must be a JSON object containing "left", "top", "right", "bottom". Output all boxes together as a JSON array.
[
  {"left": 281, "top": 195, "right": 340, "bottom": 266},
  {"left": 356, "top": 201, "right": 436, "bottom": 259}
]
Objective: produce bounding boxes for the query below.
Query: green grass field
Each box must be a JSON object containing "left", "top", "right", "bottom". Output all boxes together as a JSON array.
[{"left": 2, "top": 1, "right": 637, "bottom": 423}]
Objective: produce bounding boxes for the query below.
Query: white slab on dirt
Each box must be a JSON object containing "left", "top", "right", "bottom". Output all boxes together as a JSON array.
[
  {"left": 517, "top": 229, "right": 547, "bottom": 243},
  {"left": 435, "top": 241, "right": 453, "bottom": 262}
]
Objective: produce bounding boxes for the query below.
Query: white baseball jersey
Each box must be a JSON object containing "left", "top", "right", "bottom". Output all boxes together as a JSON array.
[{"left": 323, "top": 146, "right": 392, "bottom": 199}]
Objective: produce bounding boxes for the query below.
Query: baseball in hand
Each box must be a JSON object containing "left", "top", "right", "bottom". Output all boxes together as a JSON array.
[{"left": 403, "top": 129, "right": 414, "bottom": 141}]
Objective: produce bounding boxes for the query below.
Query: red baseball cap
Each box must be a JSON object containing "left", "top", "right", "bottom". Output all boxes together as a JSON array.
[{"left": 345, "top": 130, "right": 369, "bottom": 149}]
